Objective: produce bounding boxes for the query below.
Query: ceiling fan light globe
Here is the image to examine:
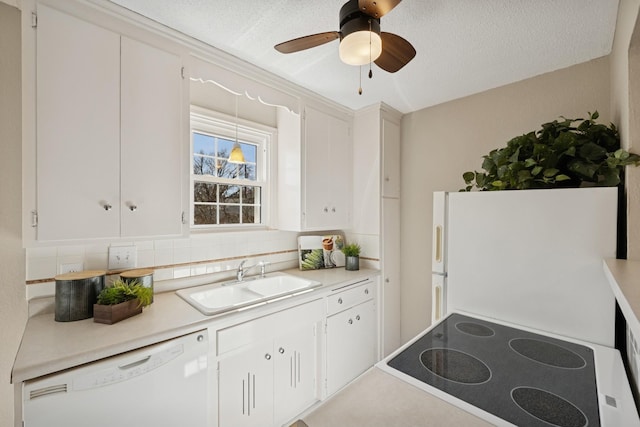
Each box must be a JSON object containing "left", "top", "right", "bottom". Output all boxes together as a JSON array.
[{"left": 339, "top": 31, "right": 382, "bottom": 66}]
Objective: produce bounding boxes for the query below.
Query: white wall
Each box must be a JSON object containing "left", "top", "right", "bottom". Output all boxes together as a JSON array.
[
  {"left": 400, "top": 57, "right": 611, "bottom": 342},
  {"left": 0, "top": 3, "right": 28, "bottom": 426}
]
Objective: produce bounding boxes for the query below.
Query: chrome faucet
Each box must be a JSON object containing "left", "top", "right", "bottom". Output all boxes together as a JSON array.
[
  {"left": 236, "top": 260, "right": 269, "bottom": 281},
  {"left": 236, "top": 260, "right": 250, "bottom": 281}
]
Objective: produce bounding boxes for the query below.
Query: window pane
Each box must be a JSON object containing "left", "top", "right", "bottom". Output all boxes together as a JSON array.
[
  {"left": 219, "top": 160, "right": 238, "bottom": 179},
  {"left": 241, "top": 143, "right": 257, "bottom": 163},
  {"left": 194, "top": 205, "right": 217, "bottom": 225},
  {"left": 238, "top": 163, "right": 256, "bottom": 180},
  {"left": 193, "top": 133, "right": 215, "bottom": 156},
  {"left": 219, "top": 205, "right": 240, "bottom": 224},
  {"left": 242, "top": 186, "right": 259, "bottom": 204},
  {"left": 194, "top": 182, "right": 217, "bottom": 203},
  {"left": 193, "top": 155, "right": 215, "bottom": 175},
  {"left": 220, "top": 185, "right": 240, "bottom": 203},
  {"left": 242, "top": 206, "right": 259, "bottom": 224}
]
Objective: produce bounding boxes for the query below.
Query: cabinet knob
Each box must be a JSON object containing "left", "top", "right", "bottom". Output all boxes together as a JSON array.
[
  {"left": 331, "top": 207, "right": 336, "bottom": 213},
  {"left": 197, "top": 335, "right": 204, "bottom": 342},
  {"left": 338, "top": 298, "right": 343, "bottom": 304},
  {"left": 265, "top": 353, "right": 271, "bottom": 360},
  {"left": 129, "top": 205, "right": 137, "bottom": 212},
  {"left": 385, "top": 278, "right": 390, "bottom": 283},
  {"left": 323, "top": 207, "right": 329, "bottom": 213},
  {"left": 364, "top": 289, "right": 369, "bottom": 295},
  {"left": 348, "top": 318, "right": 353, "bottom": 325},
  {"left": 385, "top": 176, "right": 390, "bottom": 182},
  {"left": 279, "top": 347, "right": 285, "bottom": 354},
  {"left": 103, "top": 204, "right": 113, "bottom": 211},
  {"left": 356, "top": 315, "right": 361, "bottom": 321}
]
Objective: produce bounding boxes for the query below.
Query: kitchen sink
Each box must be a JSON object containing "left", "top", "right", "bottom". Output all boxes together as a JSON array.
[
  {"left": 246, "top": 274, "right": 317, "bottom": 297},
  {"left": 176, "top": 272, "right": 322, "bottom": 315}
]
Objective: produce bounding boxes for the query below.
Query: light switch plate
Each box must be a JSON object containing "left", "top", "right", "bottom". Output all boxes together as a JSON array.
[{"left": 108, "top": 245, "right": 137, "bottom": 270}]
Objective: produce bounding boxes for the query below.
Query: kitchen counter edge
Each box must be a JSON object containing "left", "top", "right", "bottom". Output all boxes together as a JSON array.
[{"left": 604, "top": 258, "right": 640, "bottom": 340}]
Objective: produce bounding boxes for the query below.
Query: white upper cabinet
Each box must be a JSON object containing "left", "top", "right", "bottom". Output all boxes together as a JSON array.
[
  {"left": 381, "top": 117, "right": 401, "bottom": 198},
  {"left": 36, "top": 4, "right": 121, "bottom": 240},
  {"left": 277, "top": 105, "right": 352, "bottom": 231},
  {"left": 34, "top": 5, "right": 184, "bottom": 241},
  {"left": 120, "top": 37, "right": 183, "bottom": 238}
]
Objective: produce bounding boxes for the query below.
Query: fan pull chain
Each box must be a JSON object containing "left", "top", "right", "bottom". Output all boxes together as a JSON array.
[
  {"left": 368, "top": 20, "right": 373, "bottom": 79},
  {"left": 358, "top": 65, "right": 363, "bottom": 95}
]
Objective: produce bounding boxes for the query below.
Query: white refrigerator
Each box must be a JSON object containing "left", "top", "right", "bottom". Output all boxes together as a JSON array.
[{"left": 431, "top": 187, "right": 618, "bottom": 346}]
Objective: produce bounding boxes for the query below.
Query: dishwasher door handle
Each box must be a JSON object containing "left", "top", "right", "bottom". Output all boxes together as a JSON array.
[{"left": 118, "top": 355, "right": 151, "bottom": 370}]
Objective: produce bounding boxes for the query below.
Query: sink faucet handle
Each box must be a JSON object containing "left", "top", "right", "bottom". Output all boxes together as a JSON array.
[
  {"left": 237, "top": 259, "right": 249, "bottom": 281},
  {"left": 258, "top": 261, "right": 270, "bottom": 277}
]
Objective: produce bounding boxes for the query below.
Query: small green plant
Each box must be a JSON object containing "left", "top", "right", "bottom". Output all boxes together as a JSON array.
[
  {"left": 462, "top": 111, "right": 640, "bottom": 191},
  {"left": 341, "top": 243, "right": 361, "bottom": 257},
  {"left": 96, "top": 279, "right": 153, "bottom": 308}
]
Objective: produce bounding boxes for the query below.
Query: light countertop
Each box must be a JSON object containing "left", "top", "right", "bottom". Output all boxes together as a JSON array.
[{"left": 12, "top": 267, "right": 378, "bottom": 383}]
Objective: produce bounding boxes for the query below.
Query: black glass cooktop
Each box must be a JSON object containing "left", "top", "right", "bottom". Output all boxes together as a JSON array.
[{"left": 387, "top": 313, "right": 599, "bottom": 427}]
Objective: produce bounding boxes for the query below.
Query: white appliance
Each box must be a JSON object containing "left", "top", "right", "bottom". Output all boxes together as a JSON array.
[
  {"left": 23, "top": 330, "right": 209, "bottom": 427},
  {"left": 377, "top": 187, "right": 639, "bottom": 426},
  {"left": 432, "top": 187, "right": 617, "bottom": 346}
]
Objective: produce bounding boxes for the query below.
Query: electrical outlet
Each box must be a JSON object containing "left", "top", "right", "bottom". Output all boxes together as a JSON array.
[
  {"left": 59, "top": 262, "right": 84, "bottom": 274},
  {"left": 108, "top": 245, "right": 137, "bottom": 270}
]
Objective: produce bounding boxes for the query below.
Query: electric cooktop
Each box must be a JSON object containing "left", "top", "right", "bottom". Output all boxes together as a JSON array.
[{"left": 386, "top": 313, "right": 599, "bottom": 427}]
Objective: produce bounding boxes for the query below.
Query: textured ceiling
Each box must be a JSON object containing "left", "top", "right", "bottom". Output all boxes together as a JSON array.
[{"left": 107, "top": 0, "right": 619, "bottom": 114}]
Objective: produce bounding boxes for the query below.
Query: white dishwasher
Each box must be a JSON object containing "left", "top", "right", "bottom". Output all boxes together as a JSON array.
[{"left": 22, "top": 330, "right": 209, "bottom": 427}]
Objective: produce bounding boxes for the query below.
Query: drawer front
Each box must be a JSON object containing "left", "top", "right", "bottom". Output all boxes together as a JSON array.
[
  {"left": 327, "top": 281, "right": 374, "bottom": 315},
  {"left": 217, "top": 298, "right": 323, "bottom": 356}
]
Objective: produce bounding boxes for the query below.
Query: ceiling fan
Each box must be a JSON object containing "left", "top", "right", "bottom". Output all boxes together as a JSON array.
[{"left": 274, "top": 0, "right": 416, "bottom": 74}]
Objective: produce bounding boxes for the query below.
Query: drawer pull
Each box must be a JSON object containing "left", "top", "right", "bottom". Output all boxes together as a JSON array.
[
  {"left": 356, "top": 315, "right": 361, "bottom": 321},
  {"left": 364, "top": 289, "right": 369, "bottom": 295},
  {"left": 103, "top": 203, "right": 112, "bottom": 211},
  {"left": 338, "top": 298, "right": 343, "bottom": 304},
  {"left": 348, "top": 318, "right": 353, "bottom": 325}
]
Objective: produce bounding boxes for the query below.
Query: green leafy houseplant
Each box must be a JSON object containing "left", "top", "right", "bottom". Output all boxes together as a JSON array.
[
  {"left": 462, "top": 112, "right": 640, "bottom": 191},
  {"left": 342, "top": 243, "right": 361, "bottom": 271},
  {"left": 341, "top": 243, "right": 361, "bottom": 257},
  {"left": 96, "top": 279, "right": 153, "bottom": 308},
  {"left": 94, "top": 279, "right": 153, "bottom": 324}
]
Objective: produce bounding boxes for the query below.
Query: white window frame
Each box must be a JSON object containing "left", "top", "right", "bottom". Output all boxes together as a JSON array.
[{"left": 190, "top": 105, "right": 275, "bottom": 230}]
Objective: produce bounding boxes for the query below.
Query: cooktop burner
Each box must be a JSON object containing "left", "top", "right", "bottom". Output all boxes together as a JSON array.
[
  {"left": 387, "top": 313, "right": 599, "bottom": 427},
  {"left": 420, "top": 348, "right": 491, "bottom": 384},
  {"left": 510, "top": 338, "right": 587, "bottom": 369}
]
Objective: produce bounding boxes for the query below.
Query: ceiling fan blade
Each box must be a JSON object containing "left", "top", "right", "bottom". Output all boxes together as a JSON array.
[
  {"left": 375, "top": 32, "right": 416, "bottom": 73},
  {"left": 358, "top": 0, "right": 401, "bottom": 18},
  {"left": 274, "top": 31, "right": 340, "bottom": 54}
]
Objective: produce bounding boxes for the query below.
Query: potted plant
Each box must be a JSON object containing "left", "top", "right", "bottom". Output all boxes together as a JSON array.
[
  {"left": 93, "top": 279, "right": 153, "bottom": 324},
  {"left": 462, "top": 111, "right": 640, "bottom": 191},
  {"left": 342, "top": 243, "right": 361, "bottom": 271}
]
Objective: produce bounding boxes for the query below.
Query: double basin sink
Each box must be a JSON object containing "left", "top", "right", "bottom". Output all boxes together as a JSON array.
[{"left": 176, "top": 272, "right": 322, "bottom": 315}]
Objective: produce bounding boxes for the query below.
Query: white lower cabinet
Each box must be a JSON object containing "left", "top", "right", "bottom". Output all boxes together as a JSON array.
[
  {"left": 325, "top": 281, "right": 378, "bottom": 396},
  {"left": 218, "top": 340, "right": 275, "bottom": 427},
  {"left": 217, "top": 300, "right": 323, "bottom": 427}
]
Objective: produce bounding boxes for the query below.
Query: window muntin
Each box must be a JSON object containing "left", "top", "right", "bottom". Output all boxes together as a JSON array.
[{"left": 190, "top": 107, "right": 272, "bottom": 228}]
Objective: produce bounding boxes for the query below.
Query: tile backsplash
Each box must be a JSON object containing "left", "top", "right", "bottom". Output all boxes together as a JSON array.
[
  {"left": 25, "top": 230, "right": 380, "bottom": 301},
  {"left": 26, "top": 230, "right": 300, "bottom": 298}
]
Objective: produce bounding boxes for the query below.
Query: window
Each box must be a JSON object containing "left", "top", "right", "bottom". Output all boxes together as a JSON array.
[{"left": 190, "top": 106, "right": 273, "bottom": 228}]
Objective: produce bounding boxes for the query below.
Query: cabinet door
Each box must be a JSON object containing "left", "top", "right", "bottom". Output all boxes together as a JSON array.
[
  {"left": 120, "top": 37, "right": 183, "bottom": 237},
  {"left": 273, "top": 324, "right": 319, "bottom": 424},
  {"left": 303, "top": 107, "right": 351, "bottom": 230},
  {"left": 36, "top": 5, "right": 120, "bottom": 240},
  {"left": 381, "top": 117, "right": 400, "bottom": 198},
  {"left": 218, "top": 342, "right": 274, "bottom": 427},
  {"left": 382, "top": 198, "right": 401, "bottom": 356},
  {"left": 326, "top": 299, "right": 376, "bottom": 396}
]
